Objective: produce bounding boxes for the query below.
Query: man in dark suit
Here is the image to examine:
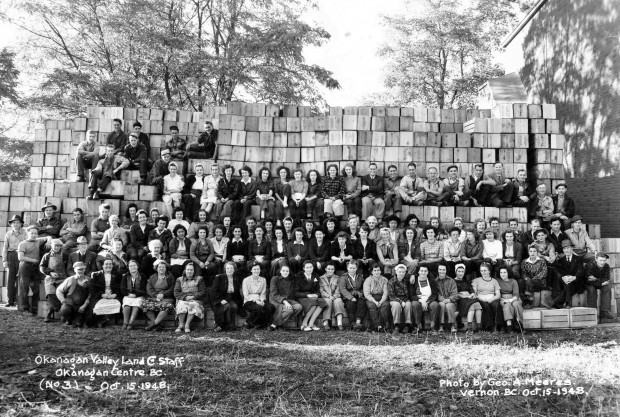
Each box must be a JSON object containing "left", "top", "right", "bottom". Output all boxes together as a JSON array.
[
  {"left": 548, "top": 217, "right": 569, "bottom": 255},
  {"left": 211, "top": 267, "right": 242, "bottom": 332},
  {"left": 66, "top": 236, "right": 98, "bottom": 277},
  {"left": 552, "top": 240, "right": 586, "bottom": 308},
  {"left": 361, "top": 163, "right": 385, "bottom": 223}
]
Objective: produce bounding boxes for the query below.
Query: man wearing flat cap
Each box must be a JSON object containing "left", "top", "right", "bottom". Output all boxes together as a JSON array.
[
  {"left": 585, "top": 252, "right": 615, "bottom": 322},
  {"left": 17, "top": 226, "right": 46, "bottom": 315},
  {"left": 564, "top": 215, "right": 597, "bottom": 262},
  {"left": 551, "top": 183, "right": 575, "bottom": 229},
  {"left": 67, "top": 236, "right": 98, "bottom": 277},
  {"left": 552, "top": 239, "right": 586, "bottom": 308},
  {"left": 147, "top": 148, "right": 172, "bottom": 196},
  {"left": 36, "top": 202, "right": 62, "bottom": 242},
  {"left": 2, "top": 215, "right": 26, "bottom": 307},
  {"left": 56, "top": 262, "right": 91, "bottom": 327},
  {"left": 40, "top": 239, "right": 68, "bottom": 322}
]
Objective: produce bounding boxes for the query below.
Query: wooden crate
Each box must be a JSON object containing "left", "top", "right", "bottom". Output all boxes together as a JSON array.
[
  {"left": 569, "top": 307, "right": 597, "bottom": 328},
  {"left": 541, "top": 309, "right": 570, "bottom": 329},
  {"left": 139, "top": 185, "right": 159, "bottom": 201},
  {"left": 523, "top": 308, "right": 544, "bottom": 329}
]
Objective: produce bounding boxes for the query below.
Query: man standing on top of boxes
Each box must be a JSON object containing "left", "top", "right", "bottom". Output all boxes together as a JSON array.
[
  {"left": 75, "top": 130, "right": 100, "bottom": 183},
  {"left": 184, "top": 121, "right": 218, "bottom": 160}
]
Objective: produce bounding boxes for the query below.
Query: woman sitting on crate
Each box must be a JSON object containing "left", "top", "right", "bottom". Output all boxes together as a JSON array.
[
  {"left": 189, "top": 226, "right": 219, "bottom": 284},
  {"left": 294, "top": 260, "right": 326, "bottom": 332},
  {"left": 120, "top": 259, "right": 148, "bottom": 330},
  {"left": 247, "top": 225, "right": 271, "bottom": 279},
  {"left": 88, "top": 258, "right": 123, "bottom": 328},
  {"left": 289, "top": 168, "right": 309, "bottom": 226},
  {"left": 99, "top": 215, "right": 129, "bottom": 256},
  {"left": 321, "top": 164, "right": 346, "bottom": 224},
  {"left": 453, "top": 263, "right": 482, "bottom": 333},
  {"left": 98, "top": 238, "right": 129, "bottom": 276},
  {"left": 127, "top": 210, "right": 154, "bottom": 261},
  {"left": 140, "top": 239, "right": 169, "bottom": 279},
  {"left": 273, "top": 166, "right": 292, "bottom": 226},
  {"left": 143, "top": 260, "right": 176, "bottom": 331},
  {"left": 497, "top": 265, "right": 524, "bottom": 333},
  {"left": 319, "top": 263, "right": 346, "bottom": 330},
  {"left": 305, "top": 169, "right": 324, "bottom": 223},
  {"left": 520, "top": 244, "right": 549, "bottom": 308},
  {"left": 173, "top": 260, "right": 207, "bottom": 333},
  {"left": 342, "top": 163, "right": 362, "bottom": 219},
  {"left": 122, "top": 203, "right": 140, "bottom": 230},
  {"left": 242, "top": 263, "right": 275, "bottom": 329},
  {"left": 212, "top": 261, "right": 243, "bottom": 332},
  {"left": 168, "top": 224, "right": 193, "bottom": 277},
  {"left": 233, "top": 165, "right": 258, "bottom": 225},
  {"left": 471, "top": 262, "right": 501, "bottom": 332},
  {"left": 256, "top": 167, "right": 275, "bottom": 222}
]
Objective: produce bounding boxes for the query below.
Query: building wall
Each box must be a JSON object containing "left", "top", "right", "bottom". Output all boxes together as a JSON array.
[{"left": 503, "top": 0, "right": 620, "bottom": 237}]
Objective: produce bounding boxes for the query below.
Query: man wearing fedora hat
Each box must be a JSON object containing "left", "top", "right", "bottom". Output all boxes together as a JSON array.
[
  {"left": 17, "top": 226, "right": 46, "bottom": 315},
  {"left": 565, "top": 215, "right": 597, "bottom": 262},
  {"left": 36, "top": 202, "right": 62, "bottom": 242},
  {"left": 585, "top": 252, "right": 615, "bottom": 322},
  {"left": 2, "top": 215, "right": 26, "bottom": 307},
  {"left": 40, "top": 239, "right": 68, "bottom": 322},
  {"left": 552, "top": 239, "right": 586, "bottom": 308},
  {"left": 552, "top": 183, "right": 575, "bottom": 229},
  {"left": 67, "top": 236, "right": 98, "bottom": 277}
]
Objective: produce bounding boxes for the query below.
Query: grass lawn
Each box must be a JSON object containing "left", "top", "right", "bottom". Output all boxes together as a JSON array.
[{"left": 1, "top": 308, "right": 619, "bottom": 416}]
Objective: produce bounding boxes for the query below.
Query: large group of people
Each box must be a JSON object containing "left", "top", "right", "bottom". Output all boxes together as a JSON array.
[
  {"left": 4, "top": 128, "right": 614, "bottom": 334},
  {"left": 2, "top": 154, "right": 612, "bottom": 332}
]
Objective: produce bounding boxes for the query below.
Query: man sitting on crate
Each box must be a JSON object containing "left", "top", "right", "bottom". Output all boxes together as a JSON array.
[
  {"left": 564, "top": 215, "right": 597, "bottom": 262},
  {"left": 551, "top": 240, "right": 586, "bottom": 309},
  {"left": 508, "top": 169, "right": 536, "bottom": 218},
  {"left": 131, "top": 121, "right": 152, "bottom": 167},
  {"left": 166, "top": 125, "right": 186, "bottom": 160},
  {"left": 147, "top": 149, "right": 172, "bottom": 197},
  {"left": 87, "top": 144, "right": 127, "bottom": 200},
  {"left": 36, "top": 202, "right": 63, "bottom": 244},
  {"left": 463, "top": 163, "right": 494, "bottom": 207},
  {"left": 552, "top": 183, "right": 576, "bottom": 230},
  {"left": 585, "top": 252, "right": 615, "bottom": 322},
  {"left": 183, "top": 121, "right": 218, "bottom": 160},
  {"left": 106, "top": 118, "right": 129, "bottom": 155},
  {"left": 395, "top": 162, "right": 426, "bottom": 206},
  {"left": 123, "top": 133, "right": 149, "bottom": 184},
  {"left": 75, "top": 130, "right": 100, "bottom": 183},
  {"left": 488, "top": 162, "right": 515, "bottom": 208}
]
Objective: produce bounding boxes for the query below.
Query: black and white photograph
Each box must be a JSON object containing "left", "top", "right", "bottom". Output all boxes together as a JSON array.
[{"left": 0, "top": 0, "right": 618, "bottom": 415}]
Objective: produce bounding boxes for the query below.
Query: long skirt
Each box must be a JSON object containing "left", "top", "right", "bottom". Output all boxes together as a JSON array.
[{"left": 176, "top": 300, "right": 204, "bottom": 319}]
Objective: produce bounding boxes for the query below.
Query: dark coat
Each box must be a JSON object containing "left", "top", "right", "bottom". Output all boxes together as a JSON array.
[
  {"left": 120, "top": 272, "right": 148, "bottom": 297},
  {"left": 308, "top": 239, "right": 331, "bottom": 263},
  {"left": 552, "top": 194, "right": 576, "bottom": 218},
  {"left": 66, "top": 250, "right": 98, "bottom": 277},
  {"left": 211, "top": 273, "right": 242, "bottom": 305},
  {"left": 129, "top": 224, "right": 154, "bottom": 250},
  {"left": 90, "top": 270, "right": 123, "bottom": 303},
  {"left": 355, "top": 238, "right": 378, "bottom": 261},
  {"left": 502, "top": 241, "right": 523, "bottom": 264},
  {"left": 555, "top": 254, "right": 586, "bottom": 292}
]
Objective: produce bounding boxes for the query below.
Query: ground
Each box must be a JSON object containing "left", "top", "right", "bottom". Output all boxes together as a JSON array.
[{"left": 1, "top": 308, "right": 619, "bottom": 416}]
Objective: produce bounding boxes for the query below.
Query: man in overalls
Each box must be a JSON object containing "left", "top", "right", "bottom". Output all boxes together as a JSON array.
[
  {"left": 56, "top": 262, "right": 91, "bottom": 327},
  {"left": 39, "top": 239, "right": 68, "bottom": 322}
]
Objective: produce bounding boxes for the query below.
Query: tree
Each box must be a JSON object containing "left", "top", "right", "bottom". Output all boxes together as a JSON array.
[
  {"left": 4, "top": 0, "right": 340, "bottom": 115},
  {"left": 0, "top": 48, "right": 20, "bottom": 107},
  {"left": 374, "top": 0, "right": 521, "bottom": 108}
]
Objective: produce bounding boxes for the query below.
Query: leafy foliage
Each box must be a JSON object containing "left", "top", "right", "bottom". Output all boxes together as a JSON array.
[
  {"left": 5, "top": 0, "right": 340, "bottom": 114},
  {"left": 373, "top": 0, "right": 522, "bottom": 108},
  {"left": 0, "top": 48, "right": 20, "bottom": 107}
]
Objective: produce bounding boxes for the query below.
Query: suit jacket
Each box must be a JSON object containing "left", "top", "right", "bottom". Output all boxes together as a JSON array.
[
  {"left": 361, "top": 174, "right": 384, "bottom": 198},
  {"left": 129, "top": 224, "right": 155, "bottom": 250},
  {"left": 556, "top": 254, "right": 585, "bottom": 292},
  {"left": 502, "top": 241, "right": 523, "bottom": 264},
  {"left": 212, "top": 273, "right": 241, "bottom": 305},
  {"left": 90, "top": 270, "right": 123, "bottom": 303},
  {"left": 67, "top": 250, "right": 98, "bottom": 277},
  {"left": 552, "top": 194, "right": 576, "bottom": 218}
]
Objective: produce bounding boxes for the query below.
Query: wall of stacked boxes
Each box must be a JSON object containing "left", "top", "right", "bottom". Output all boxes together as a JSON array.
[{"left": 0, "top": 100, "right": 617, "bottom": 330}]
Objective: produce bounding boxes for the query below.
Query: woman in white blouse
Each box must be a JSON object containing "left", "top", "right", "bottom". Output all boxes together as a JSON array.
[
  {"left": 201, "top": 164, "right": 221, "bottom": 219},
  {"left": 242, "top": 264, "right": 275, "bottom": 329},
  {"left": 100, "top": 214, "right": 128, "bottom": 254},
  {"left": 482, "top": 228, "right": 503, "bottom": 277}
]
